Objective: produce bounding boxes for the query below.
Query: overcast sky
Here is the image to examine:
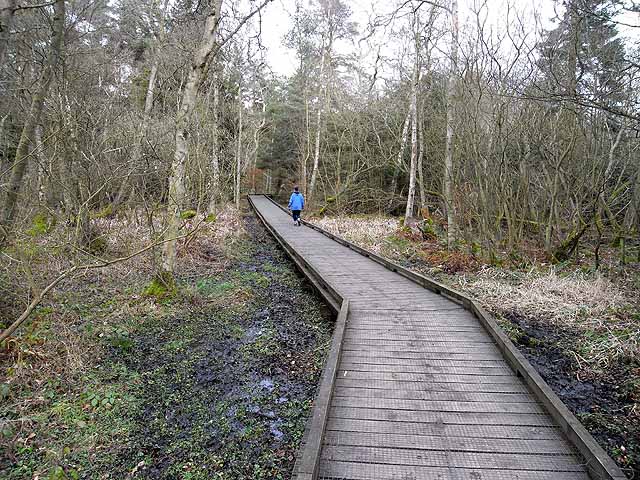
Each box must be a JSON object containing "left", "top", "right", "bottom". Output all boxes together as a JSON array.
[{"left": 257, "top": 0, "right": 639, "bottom": 78}]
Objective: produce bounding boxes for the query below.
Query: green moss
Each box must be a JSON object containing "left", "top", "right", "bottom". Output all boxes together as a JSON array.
[
  {"left": 89, "top": 236, "right": 108, "bottom": 255},
  {"left": 180, "top": 210, "right": 197, "bottom": 220},
  {"left": 144, "top": 275, "right": 177, "bottom": 300},
  {"left": 386, "top": 235, "right": 411, "bottom": 250},
  {"left": 234, "top": 271, "right": 270, "bottom": 288},
  {"left": 205, "top": 213, "right": 217, "bottom": 223},
  {"left": 91, "top": 205, "right": 113, "bottom": 219}
]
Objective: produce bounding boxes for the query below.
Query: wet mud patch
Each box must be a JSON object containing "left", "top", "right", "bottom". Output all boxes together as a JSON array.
[
  {"left": 95, "top": 211, "right": 333, "bottom": 479},
  {"left": 500, "top": 312, "right": 639, "bottom": 477}
]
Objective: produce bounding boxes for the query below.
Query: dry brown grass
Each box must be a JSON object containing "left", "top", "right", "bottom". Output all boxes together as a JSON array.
[
  {"left": 311, "top": 215, "right": 400, "bottom": 254},
  {"left": 457, "top": 267, "right": 638, "bottom": 367}
]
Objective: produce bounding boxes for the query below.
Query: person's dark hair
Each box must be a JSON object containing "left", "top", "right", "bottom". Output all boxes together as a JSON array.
[{"left": 294, "top": 186, "right": 299, "bottom": 192}]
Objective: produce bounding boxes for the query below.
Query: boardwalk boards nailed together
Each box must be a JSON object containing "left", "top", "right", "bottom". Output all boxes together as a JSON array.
[{"left": 248, "top": 195, "right": 627, "bottom": 480}]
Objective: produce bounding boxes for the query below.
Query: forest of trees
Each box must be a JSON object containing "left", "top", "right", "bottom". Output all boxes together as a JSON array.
[{"left": 0, "top": 0, "right": 638, "bottom": 293}]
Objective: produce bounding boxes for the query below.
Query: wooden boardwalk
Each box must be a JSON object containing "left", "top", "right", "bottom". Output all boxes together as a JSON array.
[{"left": 248, "top": 195, "right": 626, "bottom": 480}]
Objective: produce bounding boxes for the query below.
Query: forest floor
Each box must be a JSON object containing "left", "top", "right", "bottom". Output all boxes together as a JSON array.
[
  {"left": 311, "top": 214, "right": 640, "bottom": 479},
  {"left": 0, "top": 207, "right": 333, "bottom": 480}
]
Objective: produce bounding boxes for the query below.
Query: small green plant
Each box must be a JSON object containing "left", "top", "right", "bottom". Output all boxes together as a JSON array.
[
  {"left": 205, "top": 213, "right": 217, "bottom": 223},
  {"left": 47, "top": 466, "right": 80, "bottom": 480},
  {"left": 27, "top": 213, "right": 56, "bottom": 237},
  {"left": 164, "top": 338, "right": 187, "bottom": 352},
  {"left": 108, "top": 327, "right": 133, "bottom": 353},
  {"left": 83, "top": 388, "right": 117, "bottom": 410}
]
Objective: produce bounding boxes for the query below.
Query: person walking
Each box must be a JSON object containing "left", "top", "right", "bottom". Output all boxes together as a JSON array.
[{"left": 288, "top": 186, "right": 305, "bottom": 226}]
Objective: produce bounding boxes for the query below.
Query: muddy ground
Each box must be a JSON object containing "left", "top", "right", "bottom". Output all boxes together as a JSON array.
[
  {"left": 499, "top": 312, "right": 639, "bottom": 477},
  {"left": 102, "top": 214, "right": 333, "bottom": 479},
  {"left": 1, "top": 210, "right": 333, "bottom": 479}
]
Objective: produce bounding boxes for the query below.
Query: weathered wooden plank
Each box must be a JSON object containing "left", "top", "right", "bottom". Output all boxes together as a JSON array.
[
  {"left": 337, "top": 370, "right": 519, "bottom": 384},
  {"left": 346, "top": 322, "right": 485, "bottom": 332},
  {"left": 318, "top": 462, "right": 590, "bottom": 480},
  {"left": 344, "top": 330, "right": 496, "bottom": 343},
  {"left": 331, "top": 396, "right": 545, "bottom": 414},
  {"left": 323, "top": 431, "right": 576, "bottom": 454},
  {"left": 332, "top": 386, "right": 537, "bottom": 403},
  {"left": 295, "top": 300, "right": 350, "bottom": 478},
  {"left": 339, "top": 362, "right": 512, "bottom": 376},
  {"left": 340, "top": 354, "right": 507, "bottom": 367},
  {"left": 335, "top": 378, "right": 530, "bottom": 394},
  {"left": 341, "top": 342, "right": 500, "bottom": 354},
  {"left": 321, "top": 445, "right": 586, "bottom": 471},
  {"left": 340, "top": 350, "right": 505, "bottom": 361},
  {"left": 325, "top": 417, "right": 565, "bottom": 440},
  {"left": 330, "top": 406, "right": 557, "bottom": 427}
]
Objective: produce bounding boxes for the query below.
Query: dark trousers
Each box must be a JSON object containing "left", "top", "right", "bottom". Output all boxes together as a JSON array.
[{"left": 292, "top": 210, "right": 301, "bottom": 222}]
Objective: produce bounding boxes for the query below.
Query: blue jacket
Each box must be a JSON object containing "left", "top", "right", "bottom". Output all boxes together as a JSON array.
[{"left": 288, "top": 192, "right": 304, "bottom": 210}]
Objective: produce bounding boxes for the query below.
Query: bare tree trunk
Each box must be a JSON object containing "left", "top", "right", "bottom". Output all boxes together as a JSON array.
[
  {"left": 417, "top": 98, "right": 426, "bottom": 212},
  {"left": 0, "top": 0, "right": 16, "bottom": 68},
  {"left": 35, "top": 124, "right": 47, "bottom": 205},
  {"left": 300, "top": 96, "right": 310, "bottom": 195},
  {"left": 388, "top": 110, "right": 410, "bottom": 209},
  {"left": 625, "top": 168, "right": 640, "bottom": 233},
  {"left": 234, "top": 89, "right": 243, "bottom": 208},
  {"left": 308, "top": 41, "right": 327, "bottom": 201},
  {"left": 444, "top": 0, "right": 458, "bottom": 248},
  {"left": 405, "top": 19, "right": 420, "bottom": 222},
  {"left": 1, "top": 0, "right": 64, "bottom": 237},
  {"left": 207, "top": 74, "right": 220, "bottom": 213},
  {"left": 160, "top": 0, "right": 223, "bottom": 283},
  {"left": 249, "top": 98, "right": 266, "bottom": 194}
]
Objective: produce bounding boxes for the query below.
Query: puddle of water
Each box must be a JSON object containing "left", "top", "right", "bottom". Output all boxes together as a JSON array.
[
  {"left": 259, "top": 378, "right": 275, "bottom": 392},
  {"left": 270, "top": 419, "right": 284, "bottom": 441}
]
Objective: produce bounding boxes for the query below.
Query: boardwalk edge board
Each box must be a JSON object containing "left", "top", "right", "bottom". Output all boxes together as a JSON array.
[
  {"left": 252, "top": 195, "right": 627, "bottom": 480},
  {"left": 247, "top": 195, "right": 349, "bottom": 480}
]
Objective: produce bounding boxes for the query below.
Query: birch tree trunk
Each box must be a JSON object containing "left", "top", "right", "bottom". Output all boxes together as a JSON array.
[
  {"left": 35, "top": 124, "right": 47, "bottom": 205},
  {"left": 1, "top": 0, "right": 64, "bottom": 238},
  {"left": 308, "top": 40, "right": 327, "bottom": 201},
  {"left": 625, "top": 168, "right": 640, "bottom": 233},
  {"left": 234, "top": 89, "right": 243, "bottom": 208},
  {"left": 207, "top": 74, "right": 221, "bottom": 213},
  {"left": 444, "top": 0, "right": 458, "bottom": 248},
  {"left": 405, "top": 19, "right": 420, "bottom": 222},
  {"left": 160, "top": 0, "right": 223, "bottom": 283},
  {"left": 417, "top": 97, "right": 426, "bottom": 212},
  {"left": 388, "top": 110, "right": 410, "bottom": 210}
]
